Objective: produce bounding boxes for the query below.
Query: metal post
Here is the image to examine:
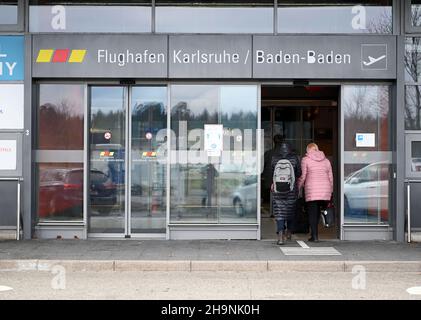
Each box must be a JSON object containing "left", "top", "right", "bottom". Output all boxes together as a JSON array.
[
  {"left": 17, "top": 181, "right": 20, "bottom": 240},
  {"left": 407, "top": 183, "right": 411, "bottom": 243}
]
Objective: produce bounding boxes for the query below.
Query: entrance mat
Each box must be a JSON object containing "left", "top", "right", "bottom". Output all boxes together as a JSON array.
[{"left": 280, "top": 247, "right": 342, "bottom": 256}]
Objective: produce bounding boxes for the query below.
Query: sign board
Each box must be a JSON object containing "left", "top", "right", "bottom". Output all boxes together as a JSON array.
[
  {"left": 0, "top": 140, "right": 17, "bottom": 170},
  {"left": 356, "top": 133, "right": 376, "bottom": 147},
  {"left": 32, "top": 35, "right": 397, "bottom": 79},
  {"left": 32, "top": 34, "right": 168, "bottom": 78},
  {"left": 169, "top": 35, "right": 252, "bottom": 78},
  {"left": 0, "top": 84, "right": 24, "bottom": 129},
  {"left": 204, "top": 124, "right": 223, "bottom": 157},
  {"left": 0, "top": 36, "right": 24, "bottom": 81},
  {"left": 253, "top": 36, "right": 396, "bottom": 79}
]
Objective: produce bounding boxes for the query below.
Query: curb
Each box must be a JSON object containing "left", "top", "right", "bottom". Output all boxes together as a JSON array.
[{"left": 0, "top": 260, "right": 420, "bottom": 272}]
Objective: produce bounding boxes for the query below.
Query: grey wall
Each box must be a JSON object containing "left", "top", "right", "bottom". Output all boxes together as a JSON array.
[{"left": 0, "top": 180, "right": 18, "bottom": 227}]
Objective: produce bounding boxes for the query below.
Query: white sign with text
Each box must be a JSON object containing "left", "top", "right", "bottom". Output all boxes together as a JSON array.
[
  {"left": 356, "top": 133, "right": 376, "bottom": 148},
  {"left": 0, "top": 84, "right": 24, "bottom": 129},
  {"left": 0, "top": 140, "right": 17, "bottom": 170},
  {"left": 204, "top": 124, "right": 223, "bottom": 157}
]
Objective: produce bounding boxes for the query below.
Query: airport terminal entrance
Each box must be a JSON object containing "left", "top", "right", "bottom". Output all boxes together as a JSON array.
[
  {"left": 260, "top": 85, "right": 340, "bottom": 240},
  {"left": 88, "top": 85, "right": 167, "bottom": 237}
]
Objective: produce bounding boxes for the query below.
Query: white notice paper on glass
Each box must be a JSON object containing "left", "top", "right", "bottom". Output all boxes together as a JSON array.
[
  {"left": 355, "top": 133, "right": 376, "bottom": 148},
  {"left": 0, "top": 140, "right": 17, "bottom": 170},
  {"left": 204, "top": 124, "right": 223, "bottom": 156},
  {"left": 0, "top": 84, "right": 24, "bottom": 130}
]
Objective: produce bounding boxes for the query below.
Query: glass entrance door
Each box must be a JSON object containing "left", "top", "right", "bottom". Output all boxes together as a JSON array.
[
  {"left": 89, "top": 86, "right": 126, "bottom": 234},
  {"left": 88, "top": 85, "right": 167, "bottom": 237},
  {"left": 130, "top": 87, "right": 167, "bottom": 234}
]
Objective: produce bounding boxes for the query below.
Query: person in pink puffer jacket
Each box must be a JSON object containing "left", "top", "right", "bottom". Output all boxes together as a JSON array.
[{"left": 298, "top": 143, "right": 333, "bottom": 242}]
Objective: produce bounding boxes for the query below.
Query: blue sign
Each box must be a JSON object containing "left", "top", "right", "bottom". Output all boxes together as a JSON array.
[
  {"left": 0, "top": 36, "right": 24, "bottom": 81},
  {"left": 357, "top": 135, "right": 363, "bottom": 141}
]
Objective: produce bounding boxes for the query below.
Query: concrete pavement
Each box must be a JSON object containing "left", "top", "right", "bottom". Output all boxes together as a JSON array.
[
  {"left": 1, "top": 271, "right": 421, "bottom": 300},
  {"left": 0, "top": 239, "right": 420, "bottom": 272}
]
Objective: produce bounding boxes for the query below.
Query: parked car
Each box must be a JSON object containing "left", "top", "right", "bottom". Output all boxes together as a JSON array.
[
  {"left": 344, "top": 162, "right": 389, "bottom": 221},
  {"left": 38, "top": 168, "right": 116, "bottom": 218},
  {"left": 232, "top": 175, "right": 258, "bottom": 217}
]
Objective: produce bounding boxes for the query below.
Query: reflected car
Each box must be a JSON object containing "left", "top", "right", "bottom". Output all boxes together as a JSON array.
[
  {"left": 89, "top": 169, "right": 117, "bottom": 214},
  {"left": 344, "top": 162, "right": 389, "bottom": 221},
  {"left": 232, "top": 175, "right": 258, "bottom": 217},
  {"left": 411, "top": 158, "right": 421, "bottom": 172},
  {"left": 38, "top": 168, "right": 117, "bottom": 218},
  {"left": 38, "top": 168, "right": 84, "bottom": 218}
]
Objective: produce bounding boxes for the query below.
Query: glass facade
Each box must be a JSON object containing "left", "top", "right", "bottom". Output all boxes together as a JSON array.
[
  {"left": 170, "top": 85, "right": 258, "bottom": 224},
  {"left": 405, "top": 38, "right": 421, "bottom": 130},
  {"left": 0, "top": 1, "right": 18, "bottom": 25},
  {"left": 343, "top": 85, "right": 392, "bottom": 224},
  {"left": 29, "top": 1, "right": 152, "bottom": 33},
  {"left": 26, "top": 1, "right": 393, "bottom": 34},
  {"left": 410, "top": 141, "right": 421, "bottom": 172},
  {"left": 410, "top": 0, "right": 421, "bottom": 28},
  {"left": 277, "top": 1, "right": 392, "bottom": 34},
  {"left": 19, "top": 1, "right": 405, "bottom": 240},
  {"left": 156, "top": 1, "right": 273, "bottom": 34},
  {"left": 35, "top": 84, "right": 85, "bottom": 222}
]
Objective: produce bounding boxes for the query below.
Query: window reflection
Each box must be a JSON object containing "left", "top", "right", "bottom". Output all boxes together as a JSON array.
[
  {"left": 89, "top": 86, "right": 126, "bottom": 233},
  {"left": 38, "top": 85, "right": 84, "bottom": 150},
  {"left": 0, "top": 1, "right": 18, "bottom": 25},
  {"left": 29, "top": 1, "right": 151, "bottom": 33},
  {"left": 278, "top": 1, "right": 392, "bottom": 34},
  {"left": 156, "top": 1, "right": 273, "bottom": 34},
  {"left": 343, "top": 85, "right": 391, "bottom": 224},
  {"left": 36, "top": 84, "right": 85, "bottom": 222},
  {"left": 411, "top": 0, "right": 421, "bottom": 27},
  {"left": 131, "top": 87, "right": 167, "bottom": 233},
  {"left": 405, "top": 86, "right": 421, "bottom": 130},
  {"left": 170, "top": 85, "right": 258, "bottom": 224},
  {"left": 37, "top": 163, "right": 84, "bottom": 221},
  {"left": 411, "top": 141, "right": 421, "bottom": 172}
]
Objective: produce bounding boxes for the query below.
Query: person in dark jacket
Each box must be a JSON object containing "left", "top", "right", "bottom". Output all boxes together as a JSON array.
[
  {"left": 271, "top": 141, "right": 301, "bottom": 245},
  {"left": 263, "top": 134, "right": 284, "bottom": 217}
]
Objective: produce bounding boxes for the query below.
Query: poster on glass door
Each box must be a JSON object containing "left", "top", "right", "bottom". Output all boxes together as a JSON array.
[{"left": 204, "top": 124, "right": 223, "bottom": 157}]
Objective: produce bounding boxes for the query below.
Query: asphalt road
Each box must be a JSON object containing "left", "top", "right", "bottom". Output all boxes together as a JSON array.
[{"left": 1, "top": 270, "right": 420, "bottom": 300}]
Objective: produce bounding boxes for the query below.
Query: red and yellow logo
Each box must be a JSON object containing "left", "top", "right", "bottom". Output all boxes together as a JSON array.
[
  {"left": 36, "top": 49, "right": 87, "bottom": 63},
  {"left": 100, "top": 151, "right": 114, "bottom": 157},
  {"left": 142, "top": 151, "right": 157, "bottom": 158}
]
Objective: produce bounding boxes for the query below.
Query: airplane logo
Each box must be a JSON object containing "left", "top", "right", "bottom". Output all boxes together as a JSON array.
[{"left": 363, "top": 55, "right": 386, "bottom": 66}]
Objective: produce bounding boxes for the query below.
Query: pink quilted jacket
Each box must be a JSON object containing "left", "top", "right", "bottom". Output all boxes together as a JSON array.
[{"left": 298, "top": 150, "right": 333, "bottom": 202}]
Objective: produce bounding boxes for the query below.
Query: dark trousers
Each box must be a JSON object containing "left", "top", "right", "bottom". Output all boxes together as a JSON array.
[
  {"left": 307, "top": 200, "right": 327, "bottom": 239},
  {"left": 276, "top": 218, "right": 293, "bottom": 234}
]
